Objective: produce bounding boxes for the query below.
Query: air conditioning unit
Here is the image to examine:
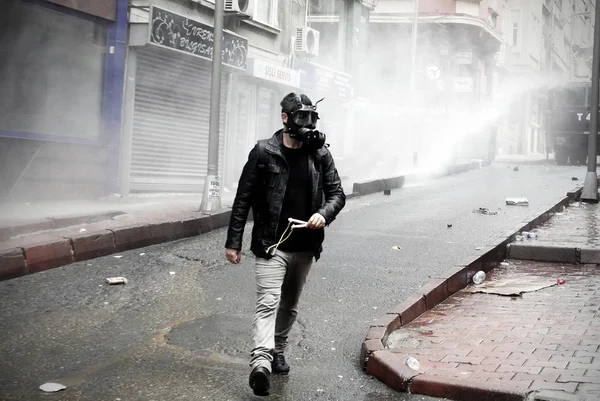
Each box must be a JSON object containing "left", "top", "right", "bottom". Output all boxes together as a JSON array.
[
  {"left": 295, "top": 26, "right": 320, "bottom": 57},
  {"left": 225, "top": 0, "right": 253, "bottom": 17}
]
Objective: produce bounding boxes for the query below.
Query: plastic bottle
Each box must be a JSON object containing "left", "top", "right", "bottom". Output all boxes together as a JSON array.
[
  {"left": 521, "top": 231, "right": 539, "bottom": 239},
  {"left": 404, "top": 356, "right": 420, "bottom": 371},
  {"left": 472, "top": 271, "right": 486, "bottom": 285}
]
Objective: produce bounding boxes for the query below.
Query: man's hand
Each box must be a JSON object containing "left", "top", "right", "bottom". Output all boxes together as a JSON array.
[
  {"left": 306, "top": 213, "right": 326, "bottom": 229},
  {"left": 226, "top": 248, "right": 241, "bottom": 264}
]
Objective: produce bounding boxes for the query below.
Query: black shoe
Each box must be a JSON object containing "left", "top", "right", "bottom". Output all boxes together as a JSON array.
[
  {"left": 249, "top": 366, "right": 270, "bottom": 396},
  {"left": 272, "top": 353, "right": 290, "bottom": 375}
]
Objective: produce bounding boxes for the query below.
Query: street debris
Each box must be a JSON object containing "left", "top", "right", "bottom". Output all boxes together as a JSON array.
[
  {"left": 113, "top": 255, "right": 123, "bottom": 259},
  {"left": 500, "top": 261, "right": 510, "bottom": 266},
  {"left": 447, "top": 223, "right": 453, "bottom": 228},
  {"left": 557, "top": 278, "right": 566, "bottom": 285},
  {"left": 404, "top": 356, "right": 420, "bottom": 371},
  {"left": 506, "top": 197, "right": 529, "bottom": 206},
  {"left": 392, "top": 245, "right": 402, "bottom": 250},
  {"left": 475, "top": 247, "right": 484, "bottom": 250},
  {"left": 105, "top": 277, "right": 128, "bottom": 285},
  {"left": 79, "top": 228, "right": 86, "bottom": 233},
  {"left": 464, "top": 275, "right": 557, "bottom": 296},
  {"left": 169, "top": 271, "right": 176, "bottom": 275},
  {"left": 139, "top": 253, "right": 146, "bottom": 256},
  {"left": 39, "top": 382, "right": 66, "bottom": 393},
  {"left": 572, "top": 177, "right": 579, "bottom": 181},
  {"left": 472, "top": 271, "right": 486, "bottom": 285},
  {"left": 513, "top": 166, "right": 519, "bottom": 172},
  {"left": 521, "top": 231, "right": 539, "bottom": 239},
  {"left": 475, "top": 207, "right": 498, "bottom": 215},
  {"left": 383, "top": 189, "right": 391, "bottom": 195}
]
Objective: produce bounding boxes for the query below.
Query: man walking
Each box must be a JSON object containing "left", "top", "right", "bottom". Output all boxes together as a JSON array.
[{"left": 225, "top": 93, "right": 346, "bottom": 396}]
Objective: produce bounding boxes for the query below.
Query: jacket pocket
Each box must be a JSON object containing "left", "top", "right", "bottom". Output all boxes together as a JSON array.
[{"left": 262, "top": 164, "right": 280, "bottom": 188}]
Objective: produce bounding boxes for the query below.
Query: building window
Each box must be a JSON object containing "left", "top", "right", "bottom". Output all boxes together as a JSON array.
[
  {"left": 255, "top": 0, "right": 279, "bottom": 28},
  {"left": 511, "top": 9, "right": 521, "bottom": 47}
]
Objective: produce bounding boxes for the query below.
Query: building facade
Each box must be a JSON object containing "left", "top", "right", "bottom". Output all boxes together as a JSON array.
[
  {"left": 120, "top": 0, "right": 356, "bottom": 195},
  {"left": 497, "top": 0, "right": 595, "bottom": 157},
  {"left": 1, "top": 0, "right": 359, "bottom": 202},
  {"left": 0, "top": 0, "right": 127, "bottom": 201}
]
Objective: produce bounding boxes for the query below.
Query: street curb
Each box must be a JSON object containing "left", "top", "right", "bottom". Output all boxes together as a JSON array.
[
  {"left": 0, "top": 211, "right": 126, "bottom": 241},
  {"left": 0, "top": 210, "right": 231, "bottom": 281},
  {"left": 0, "top": 161, "right": 485, "bottom": 281},
  {"left": 494, "top": 158, "right": 551, "bottom": 166},
  {"left": 351, "top": 161, "right": 481, "bottom": 196},
  {"left": 360, "top": 180, "right": 592, "bottom": 400},
  {"left": 508, "top": 243, "right": 600, "bottom": 264}
]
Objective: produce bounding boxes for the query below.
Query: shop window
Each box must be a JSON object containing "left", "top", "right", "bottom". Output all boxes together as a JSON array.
[
  {"left": 0, "top": 0, "right": 105, "bottom": 139},
  {"left": 256, "top": 88, "right": 276, "bottom": 140},
  {"left": 255, "top": 0, "right": 279, "bottom": 28}
]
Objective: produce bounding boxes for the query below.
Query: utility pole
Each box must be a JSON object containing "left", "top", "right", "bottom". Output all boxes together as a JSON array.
[
  {"left": 581, "top": 1, "right": 600, "bottom": 203},
  {"left": 200, "top": 0, "right": 224, "bottom": 212},
  {"left": 409, "top": 0, "right": 419, "bottom": 92}
]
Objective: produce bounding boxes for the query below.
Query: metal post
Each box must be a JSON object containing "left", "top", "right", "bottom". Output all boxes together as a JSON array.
[
  {"left": 409, "top": 0, "right": 419, "bottom": 92},
  {"left": 200, "top": 0, "right": 225, "bottom": 212},
  {"left": 581, "top": 0, "right": 600, "bottom": 203}
]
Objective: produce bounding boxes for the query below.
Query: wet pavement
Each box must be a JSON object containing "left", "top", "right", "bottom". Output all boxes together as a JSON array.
[{"left": 0, "top": 163, "right": 585, "bottom": 401}]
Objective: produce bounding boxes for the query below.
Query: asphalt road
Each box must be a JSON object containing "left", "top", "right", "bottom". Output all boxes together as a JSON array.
[{"left": 0, "top": 163, "right": 584, "bottom": 401}]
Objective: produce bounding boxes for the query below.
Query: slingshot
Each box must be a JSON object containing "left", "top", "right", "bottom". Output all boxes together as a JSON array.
[{"left": 266, "top": 217, "right": 309, "bottom": 255}]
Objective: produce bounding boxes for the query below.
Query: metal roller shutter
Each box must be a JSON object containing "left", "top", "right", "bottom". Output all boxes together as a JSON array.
[{"left": 130, "top": 46, "right": 227, "bottom": 192}]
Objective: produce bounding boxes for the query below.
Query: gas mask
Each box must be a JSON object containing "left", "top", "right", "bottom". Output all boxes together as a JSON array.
[{"left": 285, "top": 95, "right": 326, "bottom": 150}]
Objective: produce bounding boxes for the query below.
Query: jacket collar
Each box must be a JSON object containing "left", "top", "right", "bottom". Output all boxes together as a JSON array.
[{"left": 265, "top": 129, "right": 284, "bottom": 155}]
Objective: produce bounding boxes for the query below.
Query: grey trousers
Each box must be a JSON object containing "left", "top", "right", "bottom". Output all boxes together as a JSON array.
[{"left": 250, "top": 250, "right": 313, "bottom": 371}]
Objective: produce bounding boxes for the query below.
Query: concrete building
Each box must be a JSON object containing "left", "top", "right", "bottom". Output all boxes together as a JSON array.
[
  {"left": 496, "top": 0, "right": 595, "bottom": 157},
  {"left": 0, "top": 0, "right": 360, "bottom": 202},
  {"left": 0, "top": 0, "right": 127, "bottom": 202},
  {"left": 121, "top": 0, "right": 359, "bottom": 195}
]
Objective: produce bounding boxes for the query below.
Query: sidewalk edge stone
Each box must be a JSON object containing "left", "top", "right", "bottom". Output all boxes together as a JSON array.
[
  {"left": 410, "top": 374, "right": 526, "bottom": 401},
  {"left": 365, "top": 350, "right": 417, "bottom": 392},
  {"left": 0, "top": 248, "right": 27, "bottom": 280}
]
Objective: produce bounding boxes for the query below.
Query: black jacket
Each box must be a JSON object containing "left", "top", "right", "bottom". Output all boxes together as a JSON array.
[{"left": 225, "top": 130, "right": 346, "bottom": 260}]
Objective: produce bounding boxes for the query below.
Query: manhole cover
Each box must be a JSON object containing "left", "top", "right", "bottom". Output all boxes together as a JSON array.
[{"left": 167, "top": 314, "right": 302, "bottom": 358}]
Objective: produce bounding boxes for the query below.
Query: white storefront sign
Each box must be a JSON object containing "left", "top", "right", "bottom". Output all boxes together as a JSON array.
[
  {"left": 250, "top": 58, "right": 301, "bottom": 88},
  {"left": 453, "top": 77, "right": 474, "bottom": 92},
  {"left": 455, "top": 51, "right": 473, "bottom": 65}
]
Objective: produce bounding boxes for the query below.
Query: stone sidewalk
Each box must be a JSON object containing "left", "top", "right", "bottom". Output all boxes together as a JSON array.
[
  {"left": 371, "top": 260, "right": 600, "bottom": 401},
  {"left": 363, "top": 196, "right": 600, "bottom": 401},
  {"left": 508, "top": 201, "right": 600, "bottom": 264}
]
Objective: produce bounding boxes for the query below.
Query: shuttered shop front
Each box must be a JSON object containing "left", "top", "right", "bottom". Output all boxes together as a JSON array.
[{"left": 130, "top": 46, "right": 227, "bottom": 192}]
